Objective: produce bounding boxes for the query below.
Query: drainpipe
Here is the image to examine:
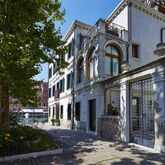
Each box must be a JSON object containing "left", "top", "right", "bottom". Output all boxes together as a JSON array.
[{"left": 127, "top": 2, "right": 132, "bottom": 62}]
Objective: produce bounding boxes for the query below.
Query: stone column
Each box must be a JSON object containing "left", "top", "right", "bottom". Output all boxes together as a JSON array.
[
  {"left": 120, "top": 81, "right": 130, "bottom": 142},
  {"left": 153, "top": 65, "right": 165, "bottom": 152}
]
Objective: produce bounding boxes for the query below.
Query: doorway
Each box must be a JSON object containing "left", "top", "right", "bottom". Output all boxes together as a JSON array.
[
  {"left": 89, "top": 99, "right": 96, "bottom": 132},
  {"left": 130, "top": 78, "right": 154, "bottom": 148}
]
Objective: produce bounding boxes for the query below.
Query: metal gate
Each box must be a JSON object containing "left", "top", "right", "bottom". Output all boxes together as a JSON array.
[{"left": 130, "top": 78, "right": 155, "bottom": 148}]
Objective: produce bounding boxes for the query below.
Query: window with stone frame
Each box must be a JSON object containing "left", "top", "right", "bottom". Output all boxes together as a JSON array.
[
  {"left": 75, "top": 102, "right": 81, "bottom": 121},
  {"left": 77, "top": 57, "right": 84, "bottom": 84},
  {"left": 48, "top": 67, "right": 52, "bottom": 79},
  {"left": 52, "top": 85, "right": 55, "bottom": 96},
  {"left": 105, "top": 86, "right": 120, "bottom": 116},
  {"left": 60, "top": 105, "right": 63, "bottom": 119},
  {"left": 87, "top": 47, "right": 95, "bottom": 80},
  {"left": 105, "top": 45, "right": 121, "bottom": 76},
  {"left": 132, "top": 44, "right": 139, "bottom": 58},
  {"left": 48, "top": 87, "right": 51, "bottom": 98},
  {"left": 67, "top": 104, "right": 71, "bottom": 120},
  {"left": 60, "top": 78, "right": 65, "bottom": 92},
  {"left": 67, "top": 73, "right": 72, "bottom": 90},
  {"left": 68, "top": 43, "right": 72, "bottom": 60}
]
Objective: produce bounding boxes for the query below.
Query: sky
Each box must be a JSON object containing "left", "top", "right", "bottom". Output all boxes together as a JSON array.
[{"left": 34, "top": 0, "right": 121, "bottom": 82}]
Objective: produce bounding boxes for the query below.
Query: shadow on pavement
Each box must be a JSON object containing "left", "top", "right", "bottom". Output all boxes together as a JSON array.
[{"left": 40, "top": 127, "right": 165, "bottom": 165}]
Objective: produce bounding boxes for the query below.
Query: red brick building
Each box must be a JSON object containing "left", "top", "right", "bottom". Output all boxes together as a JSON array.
[{"left": 9, "top": 82, "right": 48, "bottom": 112}]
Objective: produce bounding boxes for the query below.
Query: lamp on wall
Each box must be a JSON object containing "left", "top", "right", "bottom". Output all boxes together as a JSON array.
[
  {"left": 154, "top": 43, "right": 165, "bottom": 56},
  {"left": 154, "top": 28, "right": 165, "bottom": 56}
]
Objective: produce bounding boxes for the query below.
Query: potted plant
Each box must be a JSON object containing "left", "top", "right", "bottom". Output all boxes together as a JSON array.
[
  {"left": 51, "top": 118, "right": 60, "bottom": 126},
  {"left": 111, "top": 107, "right": 120, "bottom": 116}
]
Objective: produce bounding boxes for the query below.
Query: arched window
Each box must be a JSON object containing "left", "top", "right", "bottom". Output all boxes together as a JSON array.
[
  {"left": 77, "top": 57, "right": 84, "bottom": 84},
  {"left": 87, "top": 48, "right": 95, "bottom": 80},
  {"left": 105, "top": 45, "right": 121, "bottom": 76}
]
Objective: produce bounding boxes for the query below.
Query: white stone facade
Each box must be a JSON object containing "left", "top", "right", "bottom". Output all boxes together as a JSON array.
[{"left": 48, "top": 0, "right": 165, "bottom": 152}]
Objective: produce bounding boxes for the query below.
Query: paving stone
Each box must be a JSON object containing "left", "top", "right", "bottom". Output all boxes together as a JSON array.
[{"left": 1, "top": 124, "right": 165, "bottom": 165}]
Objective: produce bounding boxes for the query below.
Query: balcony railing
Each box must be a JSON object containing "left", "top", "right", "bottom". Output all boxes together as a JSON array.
[
  {"left": 106, "top": 23, "right": 125, "bottom": 39},
  {"left": 77, "top": 21, "right": 125, "bottom": 56}
]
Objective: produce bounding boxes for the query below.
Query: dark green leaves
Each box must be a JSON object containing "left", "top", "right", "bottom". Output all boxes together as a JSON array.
[{"left": 0, "top": 0, "right": 67, "bottom": 105}]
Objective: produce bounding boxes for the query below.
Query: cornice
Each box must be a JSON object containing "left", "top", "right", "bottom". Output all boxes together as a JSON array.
[
  {"left": 63, "top": 20, "right": 92, "bottom": 41},
  {"left": 106, "top": 0, "right": 165, "bottom": 24},
  {"left": 130, "top": 0, "right": 165, "bottom": 22},
  {"left": 106, "top": 0, "right": 128, "bottom": 23}
]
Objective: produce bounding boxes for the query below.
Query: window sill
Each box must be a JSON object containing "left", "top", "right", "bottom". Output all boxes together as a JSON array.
[{"left": 130, "top": 56, "right": 141, "bottom": 62}]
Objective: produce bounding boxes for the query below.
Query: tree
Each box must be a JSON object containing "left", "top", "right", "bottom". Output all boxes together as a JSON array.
[{"left": 0, "top": 0, "right": 67, "bottom": 126}]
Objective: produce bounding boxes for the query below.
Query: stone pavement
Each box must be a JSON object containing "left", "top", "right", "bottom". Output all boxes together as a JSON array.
[{"left": 1, "top": 123, "right": 165, "bottom": 165}]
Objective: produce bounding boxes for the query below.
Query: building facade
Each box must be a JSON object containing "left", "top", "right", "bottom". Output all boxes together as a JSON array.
[{"left": 48, "top": 0, "right": 165, "bottom": 152}]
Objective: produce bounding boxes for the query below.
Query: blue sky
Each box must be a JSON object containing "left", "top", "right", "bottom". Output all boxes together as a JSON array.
[{"left": 34, "top": 0, "right": 121, "bottom": 82}]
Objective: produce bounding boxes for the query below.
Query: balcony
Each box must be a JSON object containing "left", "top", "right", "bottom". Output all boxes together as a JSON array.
[
  {"left": 106, "top": 23, "right": 125, "bottom": 39},
  {"left": 76, "top": 19, "right": 126, "bottom": 56}
]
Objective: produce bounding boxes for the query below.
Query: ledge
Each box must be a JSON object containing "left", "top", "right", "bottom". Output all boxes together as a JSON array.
[{"left": 0, "top": 148, "right": 63, "bottom": 162}]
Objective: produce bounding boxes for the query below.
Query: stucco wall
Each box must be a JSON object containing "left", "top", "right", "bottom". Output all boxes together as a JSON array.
[
  {"left": 112, "top": 6, "right": 128, "bottom": 30},
  {"left": 75, "top": 85, "right": 104, "bottom": 132},
  {"left": 130, "top": 5, "right": 165, "bottom": 68}
]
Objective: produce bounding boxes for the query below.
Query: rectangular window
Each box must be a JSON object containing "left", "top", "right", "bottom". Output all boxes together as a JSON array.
[
  {"left": 56, "top": 104, "right": 59, "bottom": 119},
  {"left": 67, "top": 73, "right": 72, "bottom": 90},
  {"left": 48, "top": 67, "right": 52, "bottom": 79},
  {"left": 67, "top": 104, "right": 71, "bottom": 120},
  {"left": 75, "top": 102, "right": 80, "bottom": 121},
  {"left": 48, "top": 88, "right": 51, "bottom": 98},
  {"left": 60, "top": 105, "right": 63, "bottom": 119},
  {"left": 60, "top": 78, "right": 65, "bottom": 92},
  {"left": 105, "top": 86, "right": 120, "bottom": 116},
  {"left": 79, "top": 34, "right": 85, "bottom": 50},
  {"left": 132, "top": 44, "right": 139, "bottom": 58},
  {"left": 52, "top": 106, "right": 55, "bottom": 118},
  {"left": 68, "top": 43, "right": 72, "bottom": 60},
  {"left": 57, "top": 82, "right": 59, "bottom": 90},
  {"left": 52, "top": 85, "right": 55, "bottom": 96}
]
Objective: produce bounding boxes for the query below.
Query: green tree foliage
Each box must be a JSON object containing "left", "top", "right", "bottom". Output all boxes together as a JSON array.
[{"left": 0, "top": 0, "right": 67, "bottom": 125}]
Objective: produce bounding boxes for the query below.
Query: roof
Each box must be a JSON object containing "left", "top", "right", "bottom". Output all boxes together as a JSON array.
[
  {"left": 63, "top": 20, "right": 92, "bottom": 41},
  {"left": 106, "top": 0, "right": 165, "bottom": 23}
]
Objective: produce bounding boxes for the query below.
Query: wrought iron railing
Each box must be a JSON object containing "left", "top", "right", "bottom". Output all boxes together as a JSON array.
[
  {"left": 106, "top": 22, "right": 125, "bottom": 39},
  {"left": 76, "top": 22, "right": 125, "bottom": 57}
]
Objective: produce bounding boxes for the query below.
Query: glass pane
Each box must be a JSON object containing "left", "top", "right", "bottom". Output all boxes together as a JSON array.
[
  {"left": 105, "top": 86, "right": 120, "bottom": 115},
  {"left": 90, "top": 63, "right": 93, "bottom": 78},
  {"left": 104, "top": 56, "right": 111, "bottom": 75},
  {"left": 105, "top": 46, "right": 111, "bottom": 54},
  {"left": 111, "top": 47, "right": 119, "bottom": 56},
  {"left": 112, "top": 58, "right": 119, "bottom": 76},
  {"left": 80, "top": 66, "right": 84, "bottom": 82}
]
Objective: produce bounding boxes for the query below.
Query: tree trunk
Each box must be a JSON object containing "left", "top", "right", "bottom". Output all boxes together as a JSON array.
[{"left": 0, "top": 80, "right": 9, "bottom": 126}]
